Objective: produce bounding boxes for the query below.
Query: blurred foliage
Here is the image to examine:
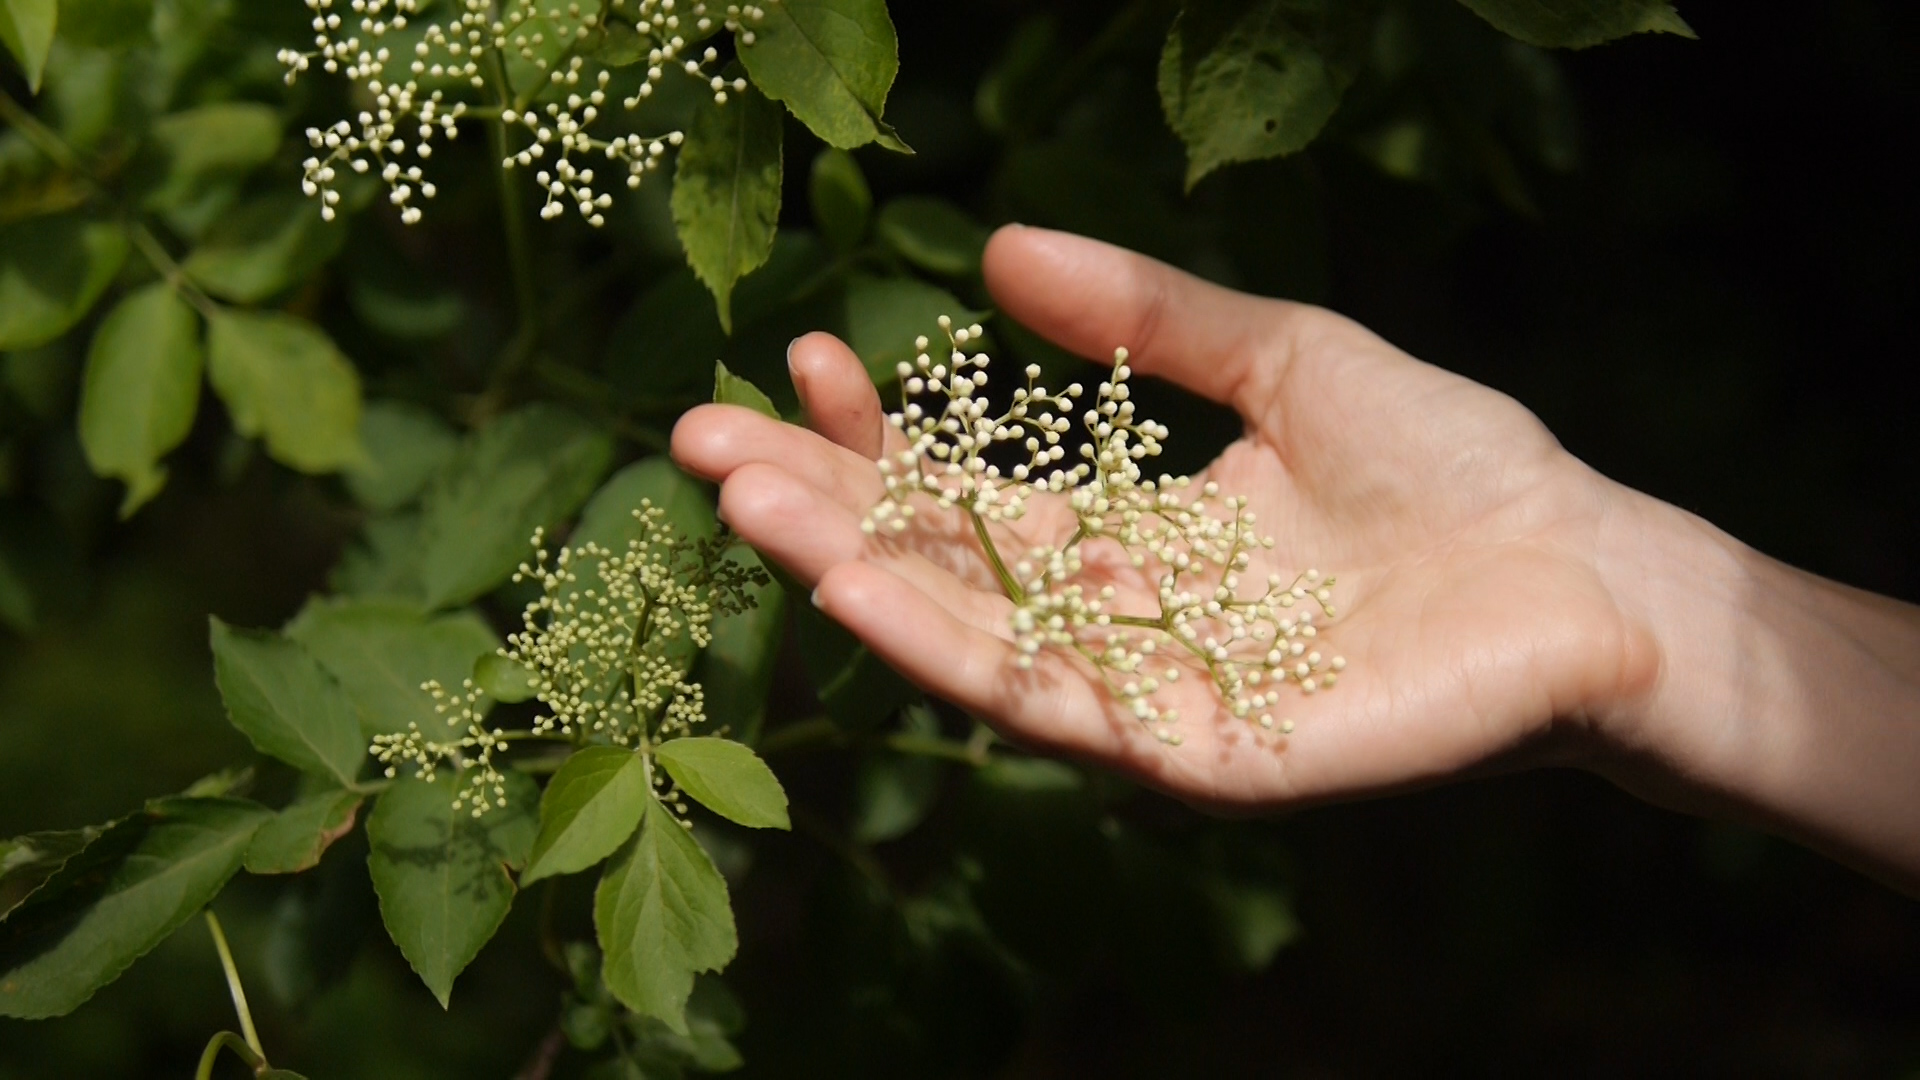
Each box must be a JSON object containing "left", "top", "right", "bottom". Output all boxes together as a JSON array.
[{"left": 2, "top": 0, "right": 1918, "bottom": 1076}]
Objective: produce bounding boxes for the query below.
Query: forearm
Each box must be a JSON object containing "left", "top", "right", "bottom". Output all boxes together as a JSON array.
[{"left": 1594, "top": 485, "right": 1920, "bottom": 894}]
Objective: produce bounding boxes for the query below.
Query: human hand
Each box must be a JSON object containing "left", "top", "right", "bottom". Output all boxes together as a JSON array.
[{"left": 672, "top": 225, "right": 1678, "bottom": 812}]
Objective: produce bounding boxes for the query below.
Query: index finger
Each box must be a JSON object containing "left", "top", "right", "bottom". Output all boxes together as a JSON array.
[{"left": 982, "top": 225, "right": 1301, "bottom": 415}]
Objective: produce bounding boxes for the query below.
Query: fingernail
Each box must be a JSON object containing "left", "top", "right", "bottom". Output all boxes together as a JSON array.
[
  {"left": 786, "top": 336, "right": 802, "bottom": 371},
  {"left": 809, "top": 587, "right": 824, "bottom": 609}
]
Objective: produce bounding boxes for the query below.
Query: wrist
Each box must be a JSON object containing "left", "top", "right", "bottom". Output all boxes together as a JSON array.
[{"left": 1587, "top": 479, "right": 1920, "bottom": 891}]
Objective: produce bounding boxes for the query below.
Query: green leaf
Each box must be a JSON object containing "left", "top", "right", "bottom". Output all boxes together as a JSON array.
[
  {"left": 284, "top": 595, "right": 500, "bottom": 739},
  {"left": 184, "top": 192, "right": 345, "bottom": 304},
  {"left": 693, "top": 549, "right": 784, "bottom": 746},
  {"left": 138, "top": 103, "right": 281, "bottom": 215},
  {"left": 711, "top": 359, "right": 778, "bottom": 419},
  {"left": 603, "top": 270, "right": 726, "bottom": 407},
  {"left": 672, "top": 78, "right": 783, "bottom": 333},
  {"left": 522, "top": 747, "right": 650, "bottom": 885},
  {"left": 853, "top": 707, "right": 942, "bottom": 844},
  {"left": 343, "top": 400, "right": 459, "bottom": 512},
  {"left": 209, "top": 618, "right": 367, "bottom": 788},
  {"left": 1204, "top": 875, "right": 1298, "bottom": 971},
  {"left": 595, "top": 796, "right": 737, "bottom": 1033},
  {"left": 1454, "top": 0, "right": 1693, "bottom": 48},
  {"left": 206, "top": 310, "right": 367, "bottom": 474},
  {"left": 738, "top": 0, "right": 907, "bottom": 152},
  {"left": 844, "top": 273, "right": 985, "bottom": 384},
  {"left": 1158, "top": 0, "right": 1371, "bottom": 189},
  {"left": 329, "top": 512, "right": 425, "bottom": 600},
  {"left": 582, "top": 16, "right": 647, "bottom": 65},
  {"left": 793, "top": 597, "right": 917, "bottom": 732},
  {"left": 654, "top": 738, "right": 789, "bottom": 831},
  {"left": 0, "top": 0, "right": 55, "bottom": 91},
  {"left": 415, "top": 403, "right": 614, "bottom": 609},
  {"left": 366, "top": 771, "right": 537, "bottom": 1008},
  {"left": 808, "top": 148, "right": 871, "bottom": 252},
  {"left": 572, "top": 457, "right": 717, "bottom": 554},
  {"left": 0, "top": 797, "right": 270, "bottom": 1019},
  {"left": 0, "top": 827, "right": 101, "bottom": 920},
  {"left": 55, "top": 0, "right": 150, "bottom": 48},
  {"left": 472, "top": 652, "right": 536, "bottom": 704},
  {"left": 0, "top": 542, "right": 30, "bottom": 634},
  {"left": 875, "top": 197, "right": 989, "bottom": 277},
  {"left": 0, "top": 215, "right": 126, "bottom": 350},
  {"left": 244, "top": 789, "right": 363, "bottom": 875},
  {"left": 76, "top": 283, "right": 203, "bottom": 517}
]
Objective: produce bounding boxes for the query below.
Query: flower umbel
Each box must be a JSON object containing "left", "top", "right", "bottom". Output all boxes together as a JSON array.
[
  {"left": 372, "top": 501, "right": 768, "bottom": 813},
  {"left": 867, "top": 318, "right": 1346, "bottom": 744},
  {"left": 280, "top": 0, "right": 770, "bottom": 226}
]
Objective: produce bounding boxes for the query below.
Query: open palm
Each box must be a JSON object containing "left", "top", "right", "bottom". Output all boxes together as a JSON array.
[{"left": 672, "top": 226, "right": 1659, "bottom": 811}]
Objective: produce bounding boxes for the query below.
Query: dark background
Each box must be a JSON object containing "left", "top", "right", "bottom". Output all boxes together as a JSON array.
[{"left": 2, "top": 0, "right": 1916, "bottom": 1076}]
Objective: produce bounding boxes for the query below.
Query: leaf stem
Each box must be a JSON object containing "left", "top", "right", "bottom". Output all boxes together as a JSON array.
[
  {"left": 193, "top": 1031, "right": 265, "bottom": 1080},
  {"left": 129, "top": 224, "right": 223, "bottom": 321},
  {"left": 884, "top": 731, "right": 990, "bottom": 767},
  {"left": 0, "top": 90, "right": 83, "bottom": 172},
  {"left": 204, "top": 911, "right": 265, "bottom": 1062}
]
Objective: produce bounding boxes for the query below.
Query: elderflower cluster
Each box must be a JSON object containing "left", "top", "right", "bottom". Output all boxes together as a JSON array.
[
  {"left": 279, "top": 0, "right": 770, "bottom": 227},
  {"left": 867, "top": 318, "right": 1346, "bottom": 745},
  {"left": 372, "top": 678, "right": 510, "bottom": 816},
  {"left": 507, "top": 505, "right": 764, "bottom": 744},
  {"left": 372, "top": 501, "right": 766, "bottom": 814}
]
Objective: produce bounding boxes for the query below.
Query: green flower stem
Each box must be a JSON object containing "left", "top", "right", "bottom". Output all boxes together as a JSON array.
[
  {"left": 969, "top": 510, "right": 1025, "bottom": 604},
  {"left": 485, "top": 48, "right": 541, "bottom": 396},
  {"left": 193, "top": 1031, "right": 265, "bottom": 1080},
  {"left": 203, "top": 911, "right": 265, "bottom": 1062}
]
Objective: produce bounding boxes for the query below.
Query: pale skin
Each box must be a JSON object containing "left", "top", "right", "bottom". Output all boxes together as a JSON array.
[{"left": 671, "top": 225, "right": 1920, "bottom": 896}]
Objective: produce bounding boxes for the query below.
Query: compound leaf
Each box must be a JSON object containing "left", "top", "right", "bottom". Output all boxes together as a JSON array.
[
  {"left": 0, "top": 798, "right": 270, "bottom": 1019},
  {"left": 522, "top": 748, "right": 650, "bottom": 885},
  {"left": 366, "top": 771, "right": 537, "bottom": 1008},
  {"left": 672, "top": 79, "right": 782, "bottom": 333},
  {"left": 654, "top": 738, "right": 789, "bottom": 831},
  {"left": 77, "top": 283, "right": 203, "bottom": 517},
  {"left": 594, "top": 795, "right": 737, "bottom": 1034}
]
